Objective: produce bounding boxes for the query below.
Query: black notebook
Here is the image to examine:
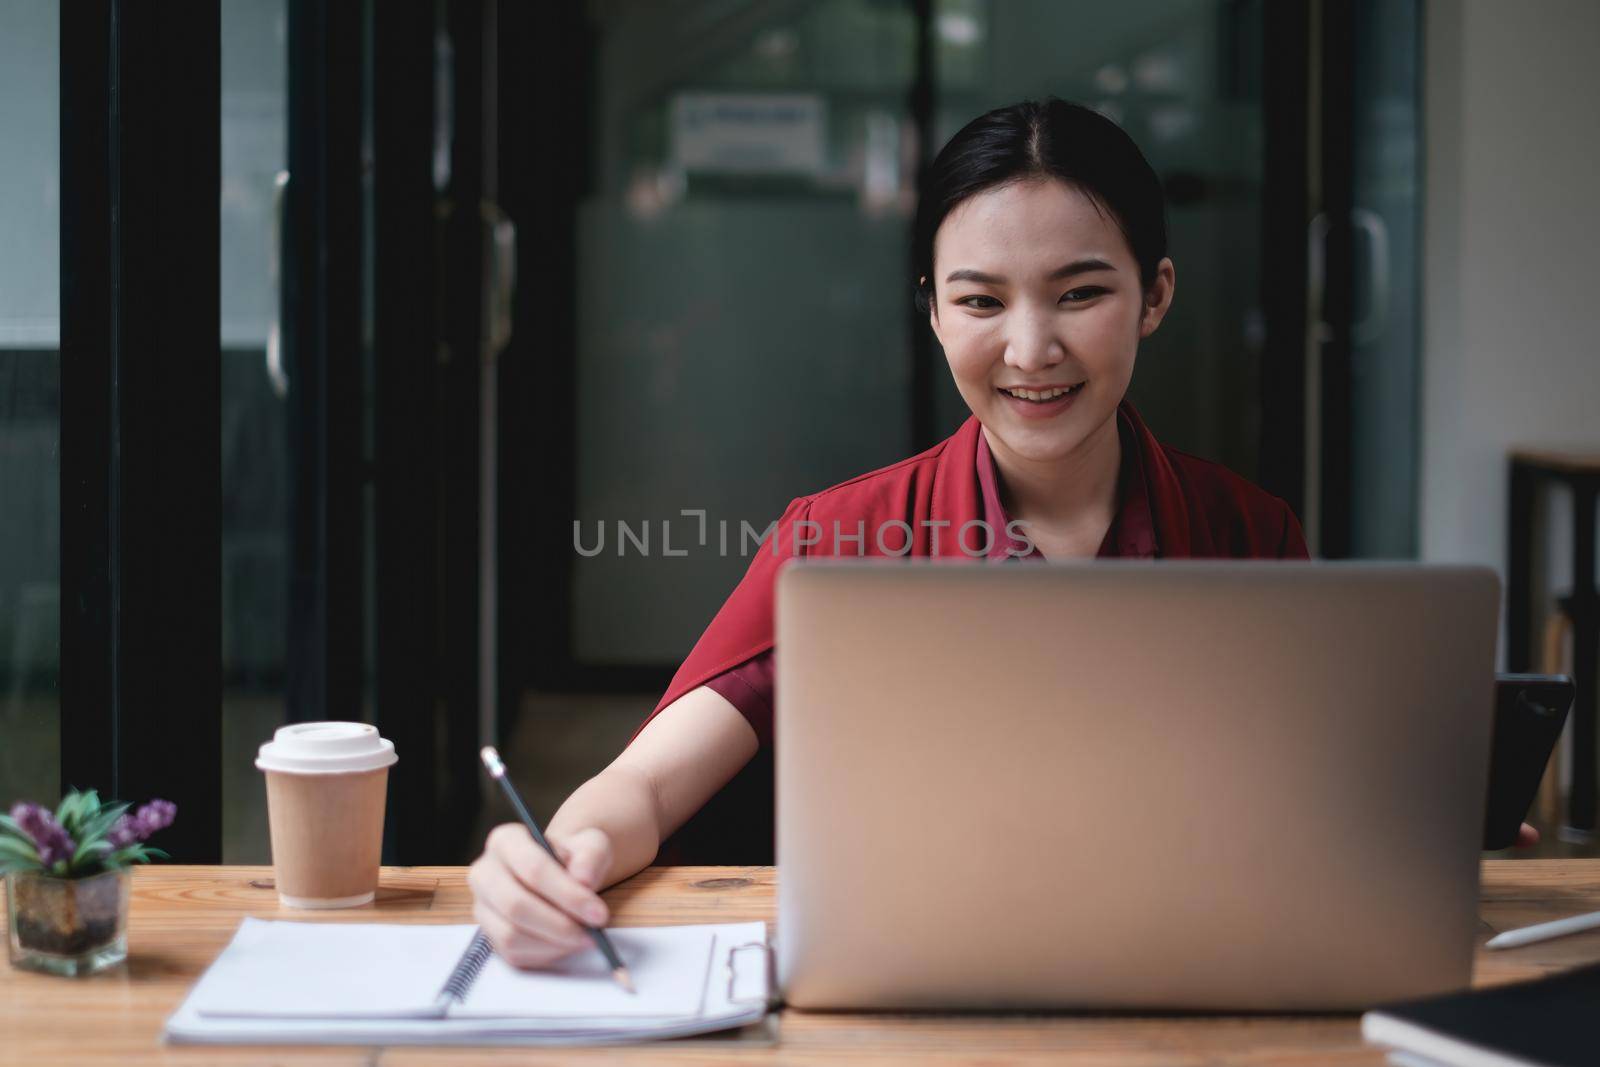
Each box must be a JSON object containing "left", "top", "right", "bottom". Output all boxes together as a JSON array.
[{"left": 1361, "top": 961, "right": 1600, "bottom": 1067}]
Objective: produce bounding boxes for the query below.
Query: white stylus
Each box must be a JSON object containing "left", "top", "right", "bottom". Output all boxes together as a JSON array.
[{"left": 1484, "top": 908, "right": 1600, "bottom": 950}]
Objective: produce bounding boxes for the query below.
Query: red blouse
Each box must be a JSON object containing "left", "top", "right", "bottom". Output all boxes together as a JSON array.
[
  {"left": 704, "top": 407, "right": 1160, "bottom": 747},
  {"left": 635, "top": 401, "right": 1309, "bottom": 863}
]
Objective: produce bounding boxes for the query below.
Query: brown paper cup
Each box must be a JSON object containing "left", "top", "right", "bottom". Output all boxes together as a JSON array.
[
  {"left": 256, "top": 722, "right": 397, "bottom": 909},
  {"left": 262, "top": 766, "right": 388, "bottom": 907}
]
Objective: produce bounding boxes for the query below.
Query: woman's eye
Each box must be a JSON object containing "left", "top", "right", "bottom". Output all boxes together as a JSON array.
[
  {"left": 1061, "top": 287, "right": 1108, "bottom": 304},
  {"left": 956, "top": 295, "right": 1002, "bottom": 310}
]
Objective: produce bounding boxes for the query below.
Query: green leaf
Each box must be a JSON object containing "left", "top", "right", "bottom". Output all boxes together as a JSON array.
[
  {"left": 0, "top": 813, "right": 25, "bottom": 838},
  {"left": 56, "top": 789, "right": 94, "bottom": 830},
  {"left": 70, "top": 838, "right": 112, "bottom": 871},
  {"left": 75, "top": 790, "right": 104, "bottom": 832},
  {"left": 0, "top": 836, "right": 41, "bottom": 865},
  {"left": 75, "top": 802, "right": 130, "bottom": 849},
  {"left": 108, "top": 843, "right": 167, "bottom": 867}
]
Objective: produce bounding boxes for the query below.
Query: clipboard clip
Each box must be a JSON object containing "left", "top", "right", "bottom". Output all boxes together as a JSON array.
[{"left": 724, "top": 940, "right": 775, "bottom": 1008}]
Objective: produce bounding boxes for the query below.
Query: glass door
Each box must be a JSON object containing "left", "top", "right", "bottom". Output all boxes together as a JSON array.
[
  {"left": 1344, "top": 0, "right": 1422, "bottom": 558},
  {"left": 220, "top": 0, "right": 291, "bottom": 863},
  {"left": 217, "top": 0, "right": 496, "bottom": 864},
  {"left": 0, "top": 0, "right": 60, "bottom": 810},
  {"left": 571, "top": 0, "right": 921, "bottom": 670}
]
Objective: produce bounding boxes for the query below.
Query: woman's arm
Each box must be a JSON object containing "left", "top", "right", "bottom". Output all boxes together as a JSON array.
[
  {"left": 548, "top": 685, "right": 758, "bottom": 879},
  {"left": 467, "top": 686, "right": 757, "bottom": 968}
]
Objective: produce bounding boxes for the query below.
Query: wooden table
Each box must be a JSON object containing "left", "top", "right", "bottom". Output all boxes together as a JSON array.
[{"left": 5, "top": 862, "right": 1600, "bottom": 1065}]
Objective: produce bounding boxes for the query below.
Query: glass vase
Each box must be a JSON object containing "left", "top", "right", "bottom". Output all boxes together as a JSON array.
[{"left": 5, "top": 867, "right": 131, "bottom": 976}]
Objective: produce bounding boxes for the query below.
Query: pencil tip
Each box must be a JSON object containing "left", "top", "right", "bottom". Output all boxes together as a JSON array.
[{"left": 613, "top": 966, "right": 636, "bottom": 994}]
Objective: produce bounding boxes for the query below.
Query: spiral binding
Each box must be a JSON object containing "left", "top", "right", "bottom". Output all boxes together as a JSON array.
[{"left": 439, "top": 931, "right": 495, "bottom": 1002}]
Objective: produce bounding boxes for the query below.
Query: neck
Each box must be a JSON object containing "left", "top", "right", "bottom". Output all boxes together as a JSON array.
[{"left": 983, "top": 412, "right": 1121, "bottom": 530}]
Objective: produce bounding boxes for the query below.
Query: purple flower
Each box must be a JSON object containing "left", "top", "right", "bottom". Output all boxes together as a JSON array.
[
  {"left": 106, "top": 817, "right": 139, "bottom": 849},
  {"left": 11, "top": 802, "right": 76, "bottom": 868},
  {"left": 108, "top": 799, "right": 177, "bottom": 848}
]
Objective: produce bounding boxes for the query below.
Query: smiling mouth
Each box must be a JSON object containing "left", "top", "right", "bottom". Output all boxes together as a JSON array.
[{"left": 997, "top": 382, "right": 1085, "bottom": 402}]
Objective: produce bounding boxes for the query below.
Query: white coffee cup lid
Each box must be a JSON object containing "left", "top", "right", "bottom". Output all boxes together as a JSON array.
[{"left": 256, "top": 721, "right": 397, "bottom": 775}]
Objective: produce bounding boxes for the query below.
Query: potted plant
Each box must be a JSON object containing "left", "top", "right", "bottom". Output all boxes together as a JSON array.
[{"left": 1, "top": 791, "right": 176, "bottom": 975}]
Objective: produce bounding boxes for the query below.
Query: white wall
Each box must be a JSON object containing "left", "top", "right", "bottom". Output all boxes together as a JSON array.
[{"left": 1421, "top": 0, "right": 1600, "bottom": 649}]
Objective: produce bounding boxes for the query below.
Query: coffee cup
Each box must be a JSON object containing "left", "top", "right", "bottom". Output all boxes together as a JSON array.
[{"left": 255, "top": 722, "right": 397, "bottom": 908}]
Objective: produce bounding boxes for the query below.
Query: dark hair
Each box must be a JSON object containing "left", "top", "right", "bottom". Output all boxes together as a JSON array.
[{"left": 913, "top": 98, "right": 1167, "bottom": 313}]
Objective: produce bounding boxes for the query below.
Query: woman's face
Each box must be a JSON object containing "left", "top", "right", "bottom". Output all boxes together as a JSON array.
[{"left": 928, "top": 178, "right": 1174, "bottom": 465}]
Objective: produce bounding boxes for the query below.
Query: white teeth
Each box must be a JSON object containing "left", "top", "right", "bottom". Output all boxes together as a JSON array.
[{"left": 1003, "top": 385, "right": 1078, "bottom": 401}]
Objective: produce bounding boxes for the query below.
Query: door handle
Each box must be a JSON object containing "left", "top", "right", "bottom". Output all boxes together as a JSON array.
[
  {"left": 1349, "top": 207, "right": 1390, "bottom": 347},
  {"left": 1307, "top": 209, "right": 1391, "bottom": 348},
  {"left": 266, "top": 170, "right": 290, "bottom": 398},
  {"left": 1307, "top": 212, "right": 1333, "bottom": 345},
  {"left": 480, "top": 199, "right": 516, "bottom": 362}
]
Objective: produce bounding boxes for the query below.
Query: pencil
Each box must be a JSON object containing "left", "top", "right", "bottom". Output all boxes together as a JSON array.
[{"left": 478, "top": 746, "right": 635, "bottom": 993}]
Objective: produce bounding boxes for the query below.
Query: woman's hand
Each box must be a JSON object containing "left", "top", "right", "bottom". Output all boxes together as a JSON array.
[
  {"left": 468, "top": 824, "right": 613, "bottom": 969},
  {"left": 463, "top": 687, "right": 759, "bottom": 970}
]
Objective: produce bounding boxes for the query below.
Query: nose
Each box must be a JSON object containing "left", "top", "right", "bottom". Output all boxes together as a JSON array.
[{"left": 1003, "top": 304, "right": 1066, "bottom": 373}]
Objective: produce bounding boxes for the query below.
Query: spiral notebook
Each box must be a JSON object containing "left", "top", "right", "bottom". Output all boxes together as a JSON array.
[{"left": 163, "top": 918, "right": 771, "bottom": 1046}]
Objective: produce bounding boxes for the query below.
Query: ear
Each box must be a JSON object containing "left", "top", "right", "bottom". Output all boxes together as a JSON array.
[{"left": 1137, "top": 257, "right": 1176, "bottom": 339}]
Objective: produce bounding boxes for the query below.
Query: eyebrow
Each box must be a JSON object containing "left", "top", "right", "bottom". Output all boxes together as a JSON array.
[{"left": 943, "top": 258, "right": 1117, "bottom": 285}]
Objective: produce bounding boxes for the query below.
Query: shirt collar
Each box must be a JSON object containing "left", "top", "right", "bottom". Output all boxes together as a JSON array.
[{"left": 975, "top": 408, "right": 1158, "bottom": 560}]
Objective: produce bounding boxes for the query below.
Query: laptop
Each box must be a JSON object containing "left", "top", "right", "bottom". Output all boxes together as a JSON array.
[{"left": 774, "top": 561, "right": 1500, "bottom": 1011}]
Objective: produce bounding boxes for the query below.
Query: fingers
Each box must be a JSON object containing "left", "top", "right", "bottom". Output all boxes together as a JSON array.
[
  {"left": 488, "top": 823, "right": 610, "bottom": 927},
  {"left": 473, "top": 893, "right": 585, "bottom": 970},
  {"left": 560, "top": 827, "right": 615, "bottom": 892},
  {"left": 471, "top": 851, "right": 591, "bottom": 944},
  {"left": 1515, "top": 821, "right": 1541, "bottom": 848},
  {"left": 466, "top": 823, "right": 616, "bottom": 970},
  {"left": 468, "top": 852, "right": 591, "bottom": 970}
]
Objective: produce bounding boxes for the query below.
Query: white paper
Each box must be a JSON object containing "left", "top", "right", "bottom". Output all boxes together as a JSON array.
[
  {"left": 189, "top": 919, "right": 479, "bottom": 1018},
  {"left": 451, "top": 925, "right": 717, "bottom": 1019}
]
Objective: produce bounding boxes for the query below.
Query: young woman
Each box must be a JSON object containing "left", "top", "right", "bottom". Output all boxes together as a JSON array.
[{"left": 466, "top": 98, "right": 1313, "bottom": 968}]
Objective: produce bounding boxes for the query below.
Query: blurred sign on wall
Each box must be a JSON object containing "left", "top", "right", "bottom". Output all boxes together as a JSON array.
[{"left": 671, "top": 92, "right": 826, "bottom": 176}]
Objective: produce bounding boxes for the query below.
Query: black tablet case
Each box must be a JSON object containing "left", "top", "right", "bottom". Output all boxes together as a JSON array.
[{"left": 1365, "top": 961, "right": 1600, "bottom": 1067}]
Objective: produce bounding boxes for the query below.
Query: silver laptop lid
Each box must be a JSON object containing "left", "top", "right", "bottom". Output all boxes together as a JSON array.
[{"left": 776, "top": 561, "right": 1499, "bottom": 1010}]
